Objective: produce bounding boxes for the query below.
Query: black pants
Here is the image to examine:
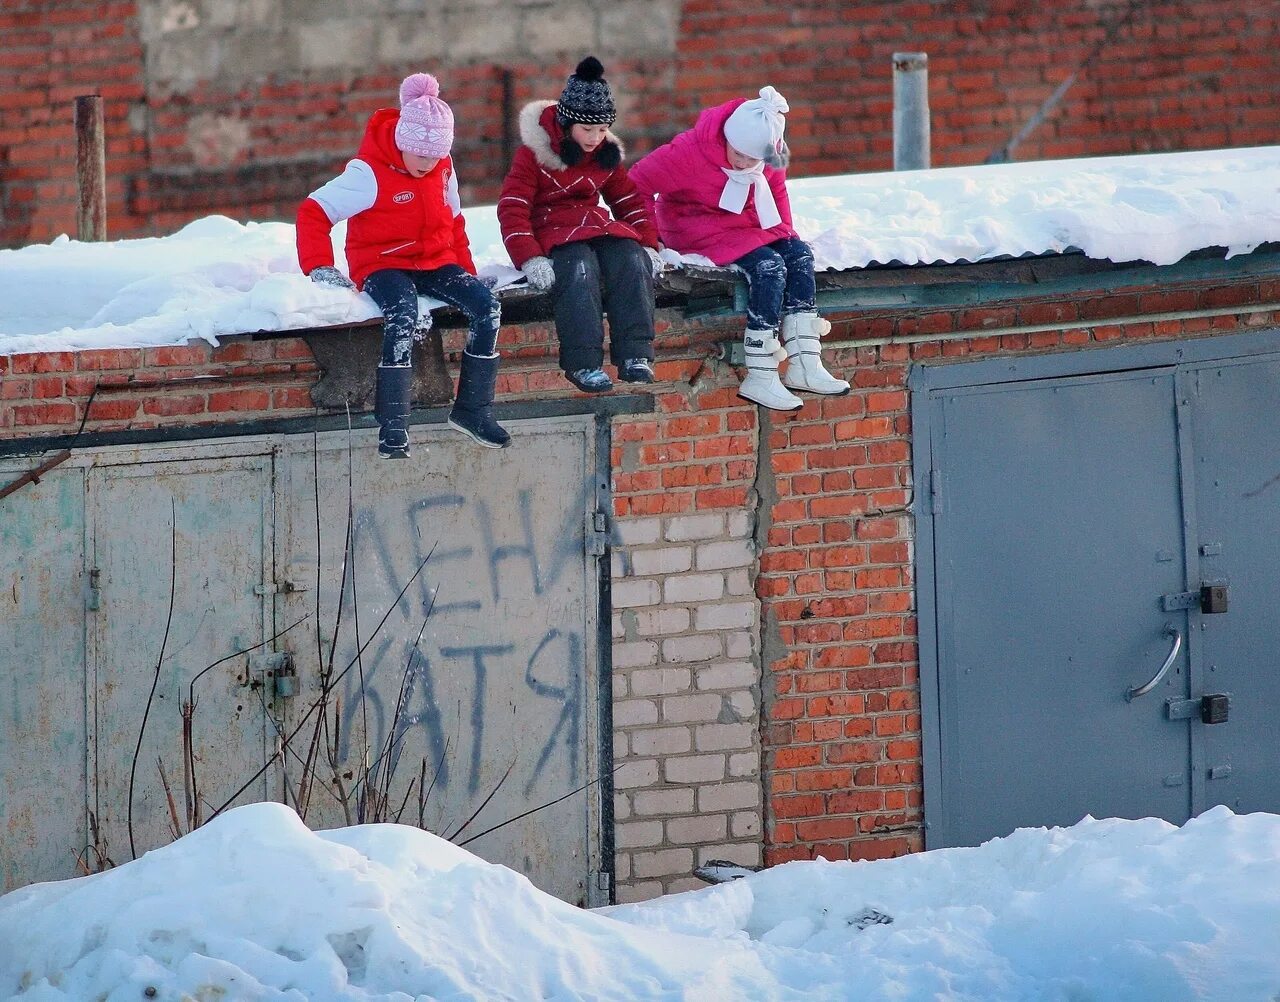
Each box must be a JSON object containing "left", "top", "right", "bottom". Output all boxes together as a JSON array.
[
  {"left": 364, "top": 265, "right": 500, "bottom": 367},
  {"left": 548, "top": 236, "right": 655, "bottom": 372}
]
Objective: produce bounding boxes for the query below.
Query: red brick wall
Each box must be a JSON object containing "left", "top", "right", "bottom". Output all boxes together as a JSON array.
[
  {"left": 5, "top": 1, "right": 1280, "bottom": 247},
  {"left": 0, "top": 1, "right": 145, "bottom": 247}
]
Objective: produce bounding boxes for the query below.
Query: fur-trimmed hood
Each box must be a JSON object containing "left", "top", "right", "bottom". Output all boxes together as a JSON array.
[{"left": 518, "top": 100, "right": 625, "bottom": 171}]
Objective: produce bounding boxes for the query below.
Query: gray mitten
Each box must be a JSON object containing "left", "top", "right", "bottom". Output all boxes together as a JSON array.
[
  {"left": 309, "top": 265, "right": 356, "bottom": 291},
  {"left": 521, "top": 256, "right": 555, "bottom": 292}
]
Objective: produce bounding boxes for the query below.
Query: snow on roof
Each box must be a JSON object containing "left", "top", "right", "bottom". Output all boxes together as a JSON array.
[
  {"left": 2, "top": 145, "right": 1279, "bottom": 356},
  {"left": 2, "top": 802, "right": 1279, "bottom": 999}
]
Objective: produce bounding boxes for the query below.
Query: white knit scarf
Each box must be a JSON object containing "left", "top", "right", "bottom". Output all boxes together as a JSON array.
[{"left": 719, "top": 162, "right": 782, "bottom": 229}]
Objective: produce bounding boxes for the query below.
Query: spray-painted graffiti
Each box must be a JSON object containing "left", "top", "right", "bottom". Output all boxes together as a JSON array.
[{"left": 327, "top": 481, "right": 595, "bottom": 809}]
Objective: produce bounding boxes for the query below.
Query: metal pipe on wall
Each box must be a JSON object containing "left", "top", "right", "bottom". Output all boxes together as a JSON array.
[{"left": 892, "top": 52, "right": 931, "bottom": 171}]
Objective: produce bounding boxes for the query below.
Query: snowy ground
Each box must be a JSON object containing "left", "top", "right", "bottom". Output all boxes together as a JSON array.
[
  {"left": 2, "top": 803, "right": 1279, "bottom": 1001},
  {"left": 2, "top": 146, "right": 1280, "bottom": 356}
]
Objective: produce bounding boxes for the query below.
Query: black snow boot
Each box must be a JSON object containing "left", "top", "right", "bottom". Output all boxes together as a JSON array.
[
  {"left": 448, "top": 352, "right": 511, "bottom": 449},
  {"left": 374, "top": 364, "right": 413, "bottom": 459}
]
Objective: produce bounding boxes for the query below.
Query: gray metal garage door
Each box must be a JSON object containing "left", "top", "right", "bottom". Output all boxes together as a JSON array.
[
  {"left": 912, "top": 332, "right": 1280, "bottom": 848},
  {"left": 0, "top": 414, "right": 609, "bottom": 904}
]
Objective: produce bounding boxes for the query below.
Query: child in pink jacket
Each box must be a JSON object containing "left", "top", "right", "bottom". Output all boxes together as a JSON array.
[{"left": 630, "top": 87, "right": 849, "bottom": 411}]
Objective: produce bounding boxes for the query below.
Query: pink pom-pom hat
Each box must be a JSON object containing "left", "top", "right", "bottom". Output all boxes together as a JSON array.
[{"left": 394, "top": 72, "right": 454, "bottom": 160}]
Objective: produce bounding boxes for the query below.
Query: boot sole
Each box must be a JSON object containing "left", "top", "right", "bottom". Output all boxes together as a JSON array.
[
  {"left": 783, "top": 382, "right": 852, "bottom": 396},
  {"left": 737, "top": 389, "right": 803, "bottom": 411},
  {"left": 379, "top": 448, "right": 410, "bottom": 459},
  {"left": 447, "top": 417, "right": 510, "bottom": 449}
]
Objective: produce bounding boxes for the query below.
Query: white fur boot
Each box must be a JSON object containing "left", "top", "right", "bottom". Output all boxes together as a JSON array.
[
  {"left": 738, "top": 328, "right": 803, "bottom": 411},
  {"left": 781, "top": 313, "right": 850, "bottom": 395}
]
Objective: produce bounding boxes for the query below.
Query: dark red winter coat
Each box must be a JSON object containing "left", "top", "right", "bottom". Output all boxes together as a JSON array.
[
  {"left": 296, "top": 108, "right": 476, "bottom": 290},
  {"left": 497, "top": 102, "right": 658, "bottom": 269}
]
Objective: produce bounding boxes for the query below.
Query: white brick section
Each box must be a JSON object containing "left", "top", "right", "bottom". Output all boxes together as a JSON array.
[
  {"left": 663, "top": 573, "right": 725, "bottom": 603},
  {"left": 663, "top": 754, "right": 727, "bottom": 784},
  {"left": 613, "top": 640, "right": 658, "bottom": 669},
  {"left": 613, "top": 698, "right": 659, "bottom": 727},
  {"left": 615, "top": 821, "right": 664, "bottom": 848},
  {"left": 616, "top": 516, "right": 662, "bottom": 545},
  {"left": 633, "top": 848, "right": 694, "bottom": 879},
  {"left": 632, "top": 607, "right": 691, "bottom": 637},
  {"left": 630, "top": 666, "right": 691, "bottom": 696},
  {"left": 665, "top": 513, "right": 724, "bottom": 541},
  {"left": 630, "top": 545, "right": 693, "bottom": 576},
  {"left": 661, "top": 693, "right": 723, "bottom": 724},
  {"left": 615, "top": 759, "right": 659, "bottom": 789},
  {"left": 666, "top": 814, "right": 728, "bottom": 845},
  {"left": 634, "top": 788, "right": 695, "bottom": 815},
  {"left": 696, "top": 538, "right": 755, "bottom": 571},
  {"left": 661, "top": 633, "right": 721, "bottom": 663},
  {"left": 695, "top": 661, "right": 757, "bottom": 690},
  {"left": 613, "top": 578, "right": 661, "bottom": 608},
  {"left": 631, "top": 726, "right": 693, "bottom": 756},
  {"left": 698, "top": 781, "right": 760, "bottom": 813},
  {"left": 610, "top": 507, "right": 764, "bottom": 899},
  {"left": 694, "top": 601, "right": 756, "bottom": 631},
  {"left": 695, "top": 722, "right": 755, "bottom": 752}
]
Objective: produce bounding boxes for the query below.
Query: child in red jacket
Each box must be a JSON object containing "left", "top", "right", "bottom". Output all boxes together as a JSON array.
[
  {"left": 296, "top": 73, "right": 508, "bottom": 457},
  {"left": 630, "top": 87, "right": 850, "bottom": 411},
  {"left": 497, "top": 57, "right": 661, "bottom": 394}
]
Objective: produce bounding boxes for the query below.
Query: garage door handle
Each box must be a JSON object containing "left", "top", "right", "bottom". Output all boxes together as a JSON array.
[{"left": 1126, "top": 624, "right": 1182, "bottom": 702}]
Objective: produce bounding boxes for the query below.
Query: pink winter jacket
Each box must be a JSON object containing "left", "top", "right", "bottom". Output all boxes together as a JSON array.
[{"left": 628, "top": 98, "right": 797, "bottom": 266}]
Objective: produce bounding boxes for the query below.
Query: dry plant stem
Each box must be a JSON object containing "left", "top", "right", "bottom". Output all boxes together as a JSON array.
[
  {"left": 127, "top": 499, "right": 177, "bottom": 860},
  {"left": 156, "top": 756, "right": 183, "bottom": 841}
]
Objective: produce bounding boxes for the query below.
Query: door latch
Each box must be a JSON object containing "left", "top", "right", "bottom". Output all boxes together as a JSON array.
[
  {"left": 249, "top": 651, "right": 297, "bottom": 698},
  {"left": 1166, "top": 693, "right": 1229, "bottom": 724},
  {"left": 1161, "top": 583, "right": 1229, "bottom": 614}
]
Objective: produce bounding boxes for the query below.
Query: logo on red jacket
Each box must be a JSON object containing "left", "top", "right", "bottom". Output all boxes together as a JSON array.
[{"left": 393, "top": 191, "right": 414, "bottom": 204}]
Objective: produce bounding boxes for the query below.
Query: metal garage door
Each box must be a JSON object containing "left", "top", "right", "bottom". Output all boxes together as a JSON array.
[
  {"left": 913, "top": 332, "right": 1280, "bottom": 848},
  {"left": 0, "top": 413, "right": 609, "bottom": 903}
]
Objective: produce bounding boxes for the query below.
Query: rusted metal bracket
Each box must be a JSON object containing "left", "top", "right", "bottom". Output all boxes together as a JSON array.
[{"left": 0, "top": 449, "right": 73, "bottom": 502}]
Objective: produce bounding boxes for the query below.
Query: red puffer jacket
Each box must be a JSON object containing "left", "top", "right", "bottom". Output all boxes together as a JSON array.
[
  {"left": 296, "top": 108, "right": 476, "bottom": 290},
  {"left": 497, "top": 101, "right": 658, "bottom": 269}
]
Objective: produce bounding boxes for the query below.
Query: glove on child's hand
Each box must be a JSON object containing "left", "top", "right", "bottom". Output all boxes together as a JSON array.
[
  {"left": 521, "top": 256, "right": 555, "bottom": 292},
  {"left": 644, "top": 246, "right": 665, "bottom": 279},
  {"left": 309, "top": 266, "right": 356, "bottom": 291}
]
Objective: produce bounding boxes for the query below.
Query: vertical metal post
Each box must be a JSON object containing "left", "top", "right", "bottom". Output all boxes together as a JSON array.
[
  {"left": 75, "top": 95, "right": 107, "bottom": 241},
  {"left": 892, "top": 52, "right": 930, "bottom": 171}
]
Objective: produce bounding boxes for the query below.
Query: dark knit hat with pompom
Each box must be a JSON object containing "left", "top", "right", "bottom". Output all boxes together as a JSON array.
[{"left": 556, "top": 56, "right": 616, "bottom": 125}]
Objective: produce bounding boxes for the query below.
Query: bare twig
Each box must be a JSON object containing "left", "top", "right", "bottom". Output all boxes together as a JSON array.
[
  {"left": 157, "top": 756, "right": 183, "bottom": 841},
  {"left": 443, "top": 758, "right": 516, "bottom": 843},
  {"left": 457, "top": 766, "right": 623, "bottom": 848},
  {"left": 206, "top": 545, "right": 438, "bottom": 821},
  {"left": 127, "top": 498, "right": 177, "bottom": 860}
]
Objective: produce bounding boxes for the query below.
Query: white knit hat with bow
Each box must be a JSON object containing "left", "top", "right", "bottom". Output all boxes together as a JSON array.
[{"left": 722, "top": 86, "right": 790, "bottom": 168}]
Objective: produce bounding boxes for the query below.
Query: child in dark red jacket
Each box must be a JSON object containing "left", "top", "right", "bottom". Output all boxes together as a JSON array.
[
  {"left": 497, "top": 57, "right": 661, "bottom": 394},
  {"left": 296, "top": 73, "right": 508, "bottom": 458}
]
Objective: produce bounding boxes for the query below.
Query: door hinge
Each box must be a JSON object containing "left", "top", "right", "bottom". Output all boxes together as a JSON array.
[
  {"left": 930, "top": 470, "right": 942, "bottom": 514},
  {"left": 586, "top": 510, "right": 609, "bottom": 557},
  {"left": 87, "top": 567, "right": 101, "bottom": 611},
  {"left": 595, "top": 869, "right": 613, "bottom": 893}
]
